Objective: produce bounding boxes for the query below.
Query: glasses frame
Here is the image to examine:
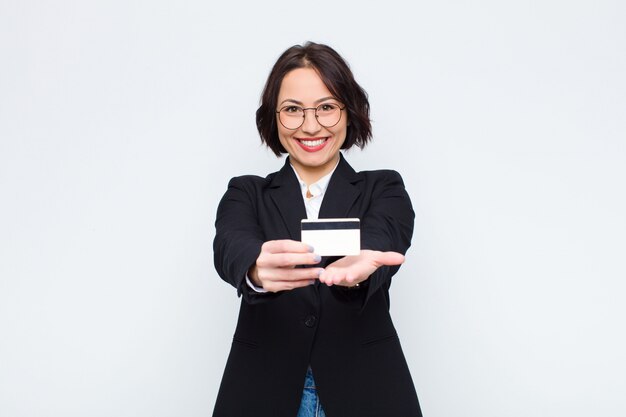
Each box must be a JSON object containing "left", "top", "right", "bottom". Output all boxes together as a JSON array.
[{"left": 275, "top": 103, "right": 347, "bottom": 130}]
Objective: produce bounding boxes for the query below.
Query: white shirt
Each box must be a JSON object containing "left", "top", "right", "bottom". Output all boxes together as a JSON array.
[{"left": 245, "top": 162, "right": 339, "bottom": 292}]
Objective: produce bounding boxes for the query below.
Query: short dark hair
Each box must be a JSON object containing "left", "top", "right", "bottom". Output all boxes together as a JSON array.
[{"left": 256, "top": 42, "right": 372, "bottom": 156}]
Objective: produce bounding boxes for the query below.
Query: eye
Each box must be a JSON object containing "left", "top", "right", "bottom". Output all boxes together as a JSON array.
[
  {"left": 318, "top": 103, "right": 338, "bottom": 112},
  {"left": 283, "top": 105, "right": 302, "bottom": 113}
]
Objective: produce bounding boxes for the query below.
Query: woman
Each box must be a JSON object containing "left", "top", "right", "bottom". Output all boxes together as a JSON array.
[{"left": 213, "top": 42, "right": 422, "bottom": 417}]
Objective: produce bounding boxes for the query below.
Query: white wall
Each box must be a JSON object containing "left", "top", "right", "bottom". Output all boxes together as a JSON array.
[{"left": 1, "top": 1, "right": 624, "bottom": 416}]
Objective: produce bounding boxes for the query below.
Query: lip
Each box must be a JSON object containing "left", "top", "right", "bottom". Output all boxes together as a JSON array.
[{"left": 294, "top": 137, "right": 330, "bottom": 153}]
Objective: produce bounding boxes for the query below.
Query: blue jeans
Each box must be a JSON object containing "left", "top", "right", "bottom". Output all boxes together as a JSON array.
[{"left": 296, "top": 367, "right": 326, "bottom": 417}]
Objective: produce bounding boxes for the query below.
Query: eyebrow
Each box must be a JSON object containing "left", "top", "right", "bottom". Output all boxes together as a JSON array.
[{"left": 278, "top": 96, "right": 338, "bottom": 106}]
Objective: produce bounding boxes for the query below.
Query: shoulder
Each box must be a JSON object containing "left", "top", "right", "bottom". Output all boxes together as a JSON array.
[
  {"left": 348, "top": 167, "right": 411, "bottom": 204},
  {"left": 336, "top": 155, "right": 405, "bottom": 184},
  {"left": 335, "top": 156, "right": 408, "bottom": 196},
  {"left": 355, "top": 169, "right": 404, "bottom": 182},
  {"left": 227, "top": 165, "right": 283, "bottom": 186},
  {"left": 354, "top": 169, "right": 407, "bottom": 193},
  {"left": 223, "top": 170, "right": 281, "bottom": 198},
  {"left": 227, "top": 174, "right": 271, "bottom": 188},
  {"left": 226, "top": 158, "right": 294, "bottom": 191}
]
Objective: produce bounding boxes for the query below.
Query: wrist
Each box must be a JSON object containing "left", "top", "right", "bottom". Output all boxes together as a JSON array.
[{"left": 248, "top": 266, "right": 263, "bottom": 288}]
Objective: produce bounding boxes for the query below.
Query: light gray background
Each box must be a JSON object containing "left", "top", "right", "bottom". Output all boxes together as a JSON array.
[{"left": 1, "top": 1, "right": 625, "bottom": 416}]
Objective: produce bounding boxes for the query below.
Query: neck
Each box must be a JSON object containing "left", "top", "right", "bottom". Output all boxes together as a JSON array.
[{"left": 290, "top": 154, "right": 340, "bottom": 186}]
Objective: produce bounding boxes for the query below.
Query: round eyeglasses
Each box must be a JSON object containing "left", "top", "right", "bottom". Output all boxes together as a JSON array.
[{"left": 276, "top": 103, "right": 346, "bottom": 130}]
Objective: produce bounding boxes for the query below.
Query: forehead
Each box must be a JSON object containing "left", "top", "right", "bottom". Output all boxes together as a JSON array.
[{"left": 278, "top": 68, "right": 333, "bottom": 102}]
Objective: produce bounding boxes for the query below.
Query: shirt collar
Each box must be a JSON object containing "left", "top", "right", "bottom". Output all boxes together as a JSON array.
[{"left": 290, "top": 160, "right": 339, "bottom": 199}]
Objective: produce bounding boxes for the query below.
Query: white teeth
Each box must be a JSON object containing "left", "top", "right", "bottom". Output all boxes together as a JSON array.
[{"left": 298, "top": 138, "right": 326, "bottom": 147}]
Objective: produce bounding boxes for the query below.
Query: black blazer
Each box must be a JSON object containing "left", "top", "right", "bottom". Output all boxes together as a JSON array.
[{"left": 213, "top": 154, "right": 422, "bottom": 417}]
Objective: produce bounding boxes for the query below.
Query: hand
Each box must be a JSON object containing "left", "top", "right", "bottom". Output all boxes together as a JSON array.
[
  {"left": 249, "top": 240, "right": 323, "bottom": 292},
  {"left": 319, "top": 250, "right": 405, "bottom": 287}
]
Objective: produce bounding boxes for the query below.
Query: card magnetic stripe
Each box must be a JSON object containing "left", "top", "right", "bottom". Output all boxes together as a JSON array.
[{"left": 301, "top": 221, "right": 360, "bottom": 230}]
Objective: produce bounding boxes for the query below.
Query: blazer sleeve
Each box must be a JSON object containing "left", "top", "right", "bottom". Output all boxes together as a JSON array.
[
  {"left": 359, "top": 170, "right": 415, "bottom": 307},
  {"left": 213, "top": 176, "right": 268, "bottom": 303}
]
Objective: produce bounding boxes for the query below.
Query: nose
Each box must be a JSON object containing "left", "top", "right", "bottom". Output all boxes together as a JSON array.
[{"left": 300, "top": 108, "right": 322, "bottom": 134}]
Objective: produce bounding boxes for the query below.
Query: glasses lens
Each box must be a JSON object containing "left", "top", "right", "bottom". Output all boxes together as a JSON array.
[
  {"left": 316, "top": 103, "right": 342, "bottom": 128},
  {"left": 279, "top": 106, "right": 304, "bottom": 129},
  {"left": 278, "top": 103, "right": 344, "bottom": 130}
]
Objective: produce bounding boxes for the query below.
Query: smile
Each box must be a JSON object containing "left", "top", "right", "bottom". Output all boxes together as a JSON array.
[
  {"left": 298, "top": 138, "right": 327, "bottom": 147},
  {"left": 296, "top": 137, "right": 329, "bottom": 152}
]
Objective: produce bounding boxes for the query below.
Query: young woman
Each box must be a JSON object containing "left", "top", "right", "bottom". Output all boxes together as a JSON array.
[{"left": 213, "top": 42, "right": 422, "bottom": 417}]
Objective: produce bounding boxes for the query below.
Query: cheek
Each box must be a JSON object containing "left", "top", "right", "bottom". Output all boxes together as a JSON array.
[
  {"left": 333, "top": 125, "right": 348, "bottom": 146},
  {"left": 277, "top": 127, "right": 287, "bottom": 139},
  {"left": 277, "top": 130, "right": 291, "bottom": 150}
]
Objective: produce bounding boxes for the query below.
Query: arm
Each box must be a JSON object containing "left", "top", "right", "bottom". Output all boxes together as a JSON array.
[
  {"left": 213, "top": 177, "right": 322, "bottom": 303},
  {"left": 319, "top": 170, "right": 415, "bottom": 306},
  {"left": 213, "top": 177, "right": 266, "bottom": 301}
]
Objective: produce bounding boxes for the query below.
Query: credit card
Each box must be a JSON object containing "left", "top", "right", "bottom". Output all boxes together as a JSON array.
[{"left": 301, "top": 218, "right": 360, "bottom": 256}]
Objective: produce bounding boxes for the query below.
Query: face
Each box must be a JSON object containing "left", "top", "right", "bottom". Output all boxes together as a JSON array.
[{"left": 276, "top": 67, "right": 348, "bottom": 183}]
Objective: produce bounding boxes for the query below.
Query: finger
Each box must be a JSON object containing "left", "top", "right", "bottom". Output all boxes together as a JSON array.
[
  {"left": 263, "top": 279, "right": 316, "bottom": 293},
  {"left": 344, "top": 271, "right": 359, "bottom": 284},
  {"left": 259, "top": 267, "right": 323, "bottom": 282},
  {"left": 262, "top": 240, "right": 314, "bottom": 254},
  {"left": 257, "top": 252, "right": 321, "bottom": 268},
  {"left": 319, "top": 269, "right": 344, "bottom": 286},
  {"left": 318, "top": 270, "right": 329, "bottom": 285},
  {"left": 375, "top": 251, "right": 405, "bottom": 266}
]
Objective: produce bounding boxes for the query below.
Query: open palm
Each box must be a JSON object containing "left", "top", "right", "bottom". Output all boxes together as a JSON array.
[{"left": 319, "top": 250, "right": 405, "bottom": 287}]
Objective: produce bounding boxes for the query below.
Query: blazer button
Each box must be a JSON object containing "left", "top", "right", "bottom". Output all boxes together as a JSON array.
[{"left": 304, "top": 315, "right": 317, "bottom": 328}]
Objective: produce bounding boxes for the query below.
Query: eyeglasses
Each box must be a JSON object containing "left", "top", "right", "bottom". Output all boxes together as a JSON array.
[{"left": 276, "top": 103, "right": 346, "bottom": 130}]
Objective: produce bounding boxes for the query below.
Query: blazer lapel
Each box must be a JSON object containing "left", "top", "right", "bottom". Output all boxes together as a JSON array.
[
  {"left": 268, "top": 158, "right": 307, "bottom": 240},
  {"left": 318, "top": 154, "right": 361, "bottom": 218},
  {"left": 268, "top": 154, "right": 362, "bottom": 240}
]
